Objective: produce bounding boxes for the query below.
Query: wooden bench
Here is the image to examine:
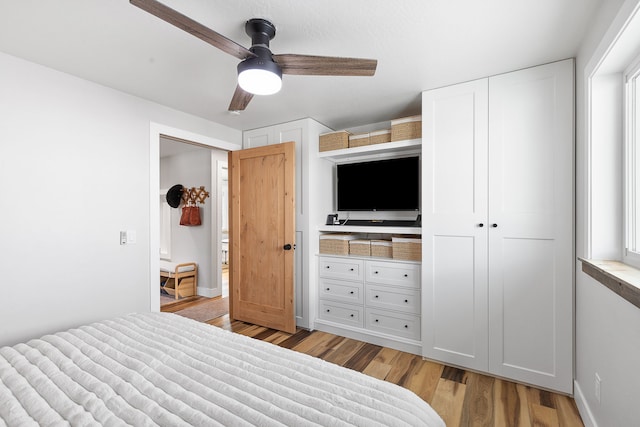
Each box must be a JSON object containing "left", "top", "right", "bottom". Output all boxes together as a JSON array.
[{"left": 160, "top": 261, "right": 197, "bottom": 300}]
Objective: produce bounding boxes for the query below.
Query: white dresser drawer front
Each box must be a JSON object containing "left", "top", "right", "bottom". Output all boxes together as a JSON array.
[
  {"left": 365, "top": 309, "right": 421, "bottom": 340},
  {"left": 319, "top": 278, "right": 363, "bottom": 304},
  {"left": 366, "top": 285, "right": 421, "bottom": 315},
  {"left": 319, "top": 300, "right": 364, "bottom": 327},
  {"left": 366, "top": 261, "right": 420, "bottom": 288},
  {"left": 319, "top": 257, "right": 364, "bottom": 281}
]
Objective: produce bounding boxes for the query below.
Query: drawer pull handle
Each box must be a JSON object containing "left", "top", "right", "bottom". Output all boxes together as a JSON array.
[
  {"left": 350, "top": 314, "right": 354, "bottom": 317},
  {"left": 350, "top": 291, "right": 354, "bottom": 294},
  {"left": 349, "top": 268, "right": 354, "bottom": 271},
  {"left": 404, "top": 274, "right": 408, "bottom": 278},
  {"left": 374, "top": 295, "right": 379, "bottom": 299},
  {"left": 326, "top": 309, "right": 330, "bottom": 313},
  {"left": 404, "top": 325, "right": 408, "bottom": 328},
  {"left": 374, "top": 271, "right": 379, "bottom": 274},
  {"left": 404, "top": 299, "right": 409, "bottom": 303},
  {"left": 375, "top": 319, "right": 379, "bottom": 323},
  {"left": 326, "top": 287, "right": 330, "bottom": 291},
  {"left": 326, "top": 266, "right": 330, "bottom": 269}
]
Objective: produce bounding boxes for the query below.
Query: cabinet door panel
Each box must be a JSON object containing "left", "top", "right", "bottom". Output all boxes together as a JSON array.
[
  {"left": 422, "top": 78, "right": 489, "bottom": 371},
  {"left": 431, "top": 235, "right": 483, "bottom": 360},
  {"left": 488, "top": 59, "right": 573, "bottom": 393},
  {"left": 279, "top": 127, "right": 304, "bottom": 218},
  {"left": 243, "top": 129, "right": 272, "bottom": 148},
  {"left": 499, "top": 238, "right": 556, "bottom": 374},
  {"left": 295, "top": 231, "right": 304, "bottom": 325}
]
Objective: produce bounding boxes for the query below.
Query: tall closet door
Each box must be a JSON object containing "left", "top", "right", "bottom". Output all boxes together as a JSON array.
[
  {"left": 487, "top": 59, "right": 573, "bottom": 393},
  {"left": 421, "top": 79, "right": 490, "bottom": 371}
]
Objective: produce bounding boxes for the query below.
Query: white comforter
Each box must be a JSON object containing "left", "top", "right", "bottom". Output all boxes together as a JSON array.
[{"left": 0, "top": 313, "right": 444, "bottom": 426}]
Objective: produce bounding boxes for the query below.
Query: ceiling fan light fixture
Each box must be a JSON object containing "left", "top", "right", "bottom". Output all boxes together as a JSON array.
[{"left": 237, "top": 58, "right": 282, "bottom": 96}]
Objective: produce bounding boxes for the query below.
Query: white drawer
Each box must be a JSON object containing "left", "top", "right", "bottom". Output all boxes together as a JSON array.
[
  {"left": 319, "top": 300, "right": 364, "bottom": 327},
  {"left": 365, "top": 308, "right": 421, "bottom": 340},
  {"left": 319, "top": 257, "right": 364, "bottom": 282},
  {"left": 366, "top": 285, "right": 421, "bottom": 315},
  {"left": 319, "top": 278, "right": 363, "bottom": 304},
  {"left": 366, "top": 260, "right": 420, "bottom": 288}
]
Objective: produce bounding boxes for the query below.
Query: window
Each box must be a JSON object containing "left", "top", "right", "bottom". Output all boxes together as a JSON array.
[{"left": 624, "top": 55, "right": 640, "bottom": 267}]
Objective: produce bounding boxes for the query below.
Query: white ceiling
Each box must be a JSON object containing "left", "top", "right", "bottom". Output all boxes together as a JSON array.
[{"left": 0, "top": 0, "right": 603, "bottom": 132}]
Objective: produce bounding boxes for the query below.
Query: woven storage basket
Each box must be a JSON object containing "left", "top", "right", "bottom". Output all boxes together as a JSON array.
[
  {"left": 319, "top": 233, "right": 357, "bottom": 255},
  {"left": 371, "top": 240, "right": 392, "bottom": 258},
  {"left": 392, "top": 236, "right": 422, "bottom": 261},
  {"left": 319, "top": 130, "right": 350, "bottom": 152},
  {"left": 349, "top": 239, "right": 371, "bottom": 256},
  {"left": 369, "top": 129, "right": 391, "bottom": 145},
  {"left": 391, "top": 115, "right": 422, "bottom": 141},
  {"left": 348, "top": 132, "right": 371, "bottom": 148}
]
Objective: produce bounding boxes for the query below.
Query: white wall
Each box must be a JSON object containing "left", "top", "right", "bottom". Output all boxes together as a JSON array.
[
  {"left": 161, "top": 150, "right": 211, "bottom": 293},
  {"left": 575, "top": 1, "right": 640, "bottom": 426},
  {"left": 160, "top": 147, "right": 228, "bottom": 297},
  {"left": 0, "top": 51, "right": 241, "bottom": 346}
]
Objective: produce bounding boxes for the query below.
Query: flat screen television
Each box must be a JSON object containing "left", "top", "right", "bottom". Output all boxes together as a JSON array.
[{"left": 336, "top": 156, "right": 420, "bottom": 211}]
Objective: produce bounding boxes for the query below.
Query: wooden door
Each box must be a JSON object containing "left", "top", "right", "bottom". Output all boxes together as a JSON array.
[
  {"left": 228, "top": 141, "right": 296, "bottom": 333},
  {"left": 487, "top": 59, "right": 573, "bottom": 393},
  {"left": 421, "top": 78, "right": 490, "bottom": 372}
]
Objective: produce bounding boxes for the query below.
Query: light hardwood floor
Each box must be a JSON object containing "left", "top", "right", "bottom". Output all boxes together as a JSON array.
[{"left": 171, "top": 299, "right": 584, "bottom": 427}]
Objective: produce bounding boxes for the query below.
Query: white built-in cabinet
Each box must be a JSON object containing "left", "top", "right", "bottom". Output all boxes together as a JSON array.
[
  {"left": 317, "top": 255, "right": 422, "bottom": 354},
  {"left": 313, "top": 134, "right": 423, "bottom": 355},
  {"left": 243, "top": 118, "right": 333, "bottom": 329},
  {"left": 421, "top": 59, "right": 574, "bottom": 393}
]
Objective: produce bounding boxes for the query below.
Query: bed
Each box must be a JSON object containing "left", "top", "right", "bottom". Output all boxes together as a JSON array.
[
  {"left": 0, "top": 313, "right": 445, "bottom": 426},
  {"left": 159, "top": 261, "right": 197, "bottom": 300}
]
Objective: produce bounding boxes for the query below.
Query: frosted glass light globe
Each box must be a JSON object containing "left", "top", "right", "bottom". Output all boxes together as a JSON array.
[{"left": 238, "top": 68, "right": 282, "bottom": 95}]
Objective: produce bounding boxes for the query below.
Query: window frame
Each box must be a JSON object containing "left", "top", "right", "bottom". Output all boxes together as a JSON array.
[{"left": 623, "top": 54, "right": 640, "bottom": 268}]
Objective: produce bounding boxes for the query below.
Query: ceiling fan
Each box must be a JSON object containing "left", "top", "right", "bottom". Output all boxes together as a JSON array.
[{"left": 130, "top": 0, "right": 378, "bottom": 112}]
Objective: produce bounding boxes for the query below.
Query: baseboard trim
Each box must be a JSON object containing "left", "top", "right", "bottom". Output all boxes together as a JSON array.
[
  {"left": 197, "top": 287, "right": 217, "bottom": 298},
  {"left": 574, "top": 380, "right": 597, "bottom": 427}
]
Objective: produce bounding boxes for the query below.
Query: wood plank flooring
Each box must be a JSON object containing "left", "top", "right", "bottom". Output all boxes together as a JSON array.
[{"left": 169, "top": 299, "right": 584, "bottom": 427}]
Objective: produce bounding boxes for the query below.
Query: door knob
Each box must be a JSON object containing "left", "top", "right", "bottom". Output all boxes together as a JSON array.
[{"left": 283, "top": 244, "right": 292, "bottom": 250}]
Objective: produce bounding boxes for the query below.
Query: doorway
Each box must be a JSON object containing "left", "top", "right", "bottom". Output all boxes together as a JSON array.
[
  {"left": 148, "top": 122, "right": 241, "bottom": 312},
  {"left": 159, "top": 138, "right": 229, "bottom": 307}
]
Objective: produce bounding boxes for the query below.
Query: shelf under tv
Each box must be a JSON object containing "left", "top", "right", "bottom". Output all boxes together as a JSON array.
[{"left": 318, "top": 223, "right": 421, "bottom": 235}]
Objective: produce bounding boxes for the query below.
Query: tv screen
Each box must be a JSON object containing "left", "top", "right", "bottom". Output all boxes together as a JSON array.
[{"left": 336, "top": 156, "right": 420, "bottom": 211}]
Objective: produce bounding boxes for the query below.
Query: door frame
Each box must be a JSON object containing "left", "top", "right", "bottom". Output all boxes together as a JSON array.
[{"left": 148, "top": 122, "right": 241, "bottom": 312}]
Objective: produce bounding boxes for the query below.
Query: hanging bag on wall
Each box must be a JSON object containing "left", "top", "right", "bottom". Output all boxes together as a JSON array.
[
  {"left": 189, "top": 204, "right": 201, "bottom": 226},
  {"left": 177, "top": 186, "right": 208, "bottom": 226},
  {"left": 180, "top": 205, "right": 192, "bottom": 226},
  {"left": 179, "top": 202, "right": 202, "bottom": 226}
]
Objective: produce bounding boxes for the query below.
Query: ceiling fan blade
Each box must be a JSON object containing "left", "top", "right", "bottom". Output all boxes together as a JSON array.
[
  {"left": 274, "top": 54, "right": 377, "bottom": 76},
  {"left": 228, "top": 85, "right": 254, "bottom": 111},
  {"left": 130, "top": 0, "right": 255, "bottom": 60}
]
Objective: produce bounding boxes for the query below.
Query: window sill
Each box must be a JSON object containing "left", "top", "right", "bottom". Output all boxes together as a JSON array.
[{"left": 579, "top": 258, "right": 640, "bottom": 309}]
